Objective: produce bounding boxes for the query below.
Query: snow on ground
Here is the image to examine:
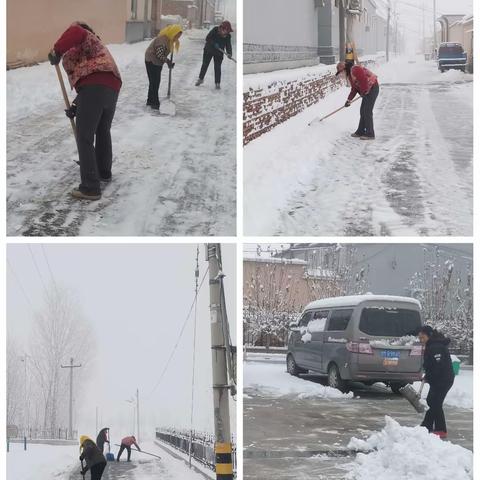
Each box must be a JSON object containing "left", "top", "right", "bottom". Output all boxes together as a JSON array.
[
  {"left": 244, "top": 361, "right": 353, "bottom": 399},
  {"left": 414, "top": 369, "right": 473, "bottom": 410},
  {"left": 244, "top": 56, "right": 472, "bottom": 236},
  {"left": 7, "top": 442, "right": 78, "bottom": 480},
  {"left": 345, "top": 416, "right": 473, "bottom": 480},
  {"left": 7, "top": 29, "right": 236, "bottom": 236}
]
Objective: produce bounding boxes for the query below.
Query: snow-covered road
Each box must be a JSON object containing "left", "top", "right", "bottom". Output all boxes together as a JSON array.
[
  {"left": 7, "top": 30, "right": 236, "bottom": 236},
  {"left": 244, "top": 58, "right": 472, "bottom": 236},
  {"left": 244, "top": 361, "right": 473, "bottom": 479}
]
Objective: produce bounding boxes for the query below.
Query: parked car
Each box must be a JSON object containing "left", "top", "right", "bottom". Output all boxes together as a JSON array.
[
  {"left": 437, "top": 42, "right": 467, "bottom": 72},
  {"left": 286, "top": 295, "right": 424, "bottom": 393}
]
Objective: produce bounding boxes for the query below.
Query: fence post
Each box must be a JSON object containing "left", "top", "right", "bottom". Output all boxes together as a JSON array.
[
  {"left": 7, "top": 438, "right": 9, "bottom": 452},
  {"left": 24, "top": 436, "right": 27, "bottom": 451}
]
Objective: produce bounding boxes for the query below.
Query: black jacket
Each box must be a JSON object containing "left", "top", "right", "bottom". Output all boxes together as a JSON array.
[
  {"left": 80, "top": 439, "right": 106, "bottom": 471},
  {"left": 96, "top": 428, "right": 109, "bottom": 450},
  {"left": 205, "top": 27, "right": 232, "bottom": 56},
  {"left": 423, "top": 333, "right": 455, "bottom": 386}
]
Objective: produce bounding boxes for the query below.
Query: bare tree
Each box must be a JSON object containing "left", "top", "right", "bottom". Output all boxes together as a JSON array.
[
  {"left": 6, "top": 339, "right": 23, "bottom": 429},
  {"left": 29, "top": 286, "right": 95, "bottom": 436}
]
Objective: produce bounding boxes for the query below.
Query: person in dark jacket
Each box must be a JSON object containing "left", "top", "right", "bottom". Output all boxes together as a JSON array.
[
  {"left": 336, "top": 61, "right": 380, "bottom": 140},
  {"left": 195, "top": 21, "right": 233, "bottom": 89},
  {"left": 417, "top": 326, "right": 455, "bottom": 439},
  {"left": 48, "top": 22, "right": 122, "bottom": 201},
  {"left": 96, "top": 428, "right": 110, "bottom": 453},
  {"left": 79, "top": 435, "right": 107, "bottom": 480}
]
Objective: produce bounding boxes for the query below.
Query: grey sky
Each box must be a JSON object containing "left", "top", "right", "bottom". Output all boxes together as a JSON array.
[{"left": 7, "top": 244, "right": 236, "bottom": 439}]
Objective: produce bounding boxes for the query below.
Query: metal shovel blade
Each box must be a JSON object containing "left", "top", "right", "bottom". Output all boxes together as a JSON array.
[
  {"left": 159, "top": 97, "right": 176, "bottom": 116},
  {"left": 400, "top": 384, "right": 425, "bottom": 413}
]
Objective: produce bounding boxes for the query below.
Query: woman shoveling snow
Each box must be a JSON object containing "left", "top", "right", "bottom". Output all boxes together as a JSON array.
[
  {"left": 336, "top": 61, "right": 379, "bottom": 140},
  {"left": 418, "top": 325, "right": 455, "bottom": 439}
]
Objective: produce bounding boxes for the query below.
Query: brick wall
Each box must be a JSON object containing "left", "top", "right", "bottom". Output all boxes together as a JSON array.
[{"left": 243, "top": 60, "right": 378, "bottom": 145}]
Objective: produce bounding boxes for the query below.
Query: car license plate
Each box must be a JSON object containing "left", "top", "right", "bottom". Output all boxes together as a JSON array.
[
  {"left": 383, "top": 358, "right": 399, "bottom": 366},
  {"left": 381, "top": 350, "right": 400, "bottom": 359}
]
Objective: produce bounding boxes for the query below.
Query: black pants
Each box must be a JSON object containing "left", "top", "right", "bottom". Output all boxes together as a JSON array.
[
  {"left": 145, "top": 61, "right": 163, "bottom": 108},
  {"left": 355, "top": 82, "right": 379, "bottom": 138},
  {"left": 421, "top": 382, "right": 453, "bottom": 432},
  {"left": 76, "top": 85, "right": 119, "bottom": 195},
  {"left": 90, "top": 461, "right": 106, "bottom": 480},
  {"left": 199, "top": 50, "right": 223, "bottom": 84},
  {"left": 117, "top": 443, "right": 132, "bottom": 461}
]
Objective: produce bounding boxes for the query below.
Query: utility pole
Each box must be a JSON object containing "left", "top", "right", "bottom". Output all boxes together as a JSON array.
[
  {"left": 339, "top": 0, "right": 346, "bottom": 61},
  {"left": 21, "top": 354, "right": 29, "bottom": 437},
  {"left": 206, "top": 244, "right": 233, "bottom": 480},
  {"left": 386, "top": 0, "right": 391, "bottom": 62},
  {"left": 136, "top": 389, "right": 140, "bottom": 442},
  {"left": 61, "top": 358, "right": 82, "bottom": 440},
  {"left": 143, "top": 0, "right": 150, "bottom": 39},
  {"left": 433, "top": 0, "right": 437, "bottom": 54}
]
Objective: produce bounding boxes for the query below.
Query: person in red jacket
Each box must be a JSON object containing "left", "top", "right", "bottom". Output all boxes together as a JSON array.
[
  {"left": 336, "top": 61, "right": 379, "bottom": 140},
  {"left": 48, "top": 22, "right": 122, "bottom": 201},
  {"left": 116, "top": 435, "right": 141, "bottom": 462}
]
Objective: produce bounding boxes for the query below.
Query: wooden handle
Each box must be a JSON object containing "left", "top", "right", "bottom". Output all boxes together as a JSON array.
[{"left": 54, "top": 64, "right": 77, "bottom": 142}]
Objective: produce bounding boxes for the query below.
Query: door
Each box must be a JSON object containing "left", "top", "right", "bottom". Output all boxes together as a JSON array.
[
  {"left": 293, "top": 311, "right": 314, "bottom": 369},
  {"left": 307, "top": 310, "right": 330, "bottom": 372},
  {"left": 324, "top": 309, "right": 353, "bottom": 374}
]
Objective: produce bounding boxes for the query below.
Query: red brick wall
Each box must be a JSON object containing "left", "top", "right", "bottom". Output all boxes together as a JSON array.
[{"left": 243, "top": 60, "right": 378, "bottom": 145}]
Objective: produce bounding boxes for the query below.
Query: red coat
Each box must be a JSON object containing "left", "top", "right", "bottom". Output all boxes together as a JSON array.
[
  {"left": 347, "top": 65, "right": 378, "bottom": 100},
  {"left": 54, "top": 25, "right": 122, "bottom": 92}
]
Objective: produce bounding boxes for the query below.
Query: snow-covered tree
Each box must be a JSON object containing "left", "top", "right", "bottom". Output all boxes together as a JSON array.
[{"left": 409, "top": 247, "right": 473, "bottom": 359}]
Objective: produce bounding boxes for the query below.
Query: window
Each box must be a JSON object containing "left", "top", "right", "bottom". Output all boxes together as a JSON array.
[
  {"left": 327, "top": 309, "right": 353, "bottom": 331},
  {"left": 131, "top": 0, "right": 138, "bottom": 20},
  {"left": 308, "top": 310, "right": 330, "bottom": 332},
  {"left": 359, "top": 308, "right": 421, "bottom": 337},
  {"left": 299, "top": 311, "right": 313, "bottom": 328}
]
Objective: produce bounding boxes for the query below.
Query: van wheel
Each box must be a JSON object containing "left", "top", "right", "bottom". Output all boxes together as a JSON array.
[
  {"left": 286, "top": 354, "right": 306, "bottom": 376},
  {"left": 390, "top": 382, "right": 406, "bottom": 395},
  {"left": 328, "top": 364, "right": 348, "bottom": 392}
]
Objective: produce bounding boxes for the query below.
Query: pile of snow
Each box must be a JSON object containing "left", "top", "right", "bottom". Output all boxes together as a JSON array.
[
  {"left": 7, "top": 443, "right": 78, "bottom": 480},
  {"left": 369, "top": 335, "right": 418, "bottom": 347},
  {"left": 414, "top": 369, "right": 473, "bottom": 409},
  {"left": 346, "top": 416, "right": 472, "bottom": 480},
  {"left": 244, "top": 361, "right": 353, "bottom": 399}
]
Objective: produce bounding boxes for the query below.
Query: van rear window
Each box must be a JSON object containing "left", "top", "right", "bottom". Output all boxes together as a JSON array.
[
  {"left": 439, "top": 44, "right": 463, "bottom": 55},
  {"left": 328, "top": 309, "right": 353, "bottom": 331},
  {"left": 359, "top": 308, "right": 421, "bottom": 337}
]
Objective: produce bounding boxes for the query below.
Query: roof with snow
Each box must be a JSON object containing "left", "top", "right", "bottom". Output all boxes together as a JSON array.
[
  {"left": 244, "top": 256, "right": 307, "bottom": 266},
  {"left": 304, "top": 294, "right": 421, "bottom": 311}
]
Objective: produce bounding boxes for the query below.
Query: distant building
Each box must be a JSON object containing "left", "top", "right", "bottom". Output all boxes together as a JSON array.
[
  {"left": 162, "top": 0, "right": 215, "bottom": 27},
  {"left": 244, "top": 0, "right": 387, "bottom": 74}
]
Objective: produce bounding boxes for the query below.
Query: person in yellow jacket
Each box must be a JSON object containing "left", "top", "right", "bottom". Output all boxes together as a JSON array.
[
  {"left": 144, "top": 24, "right": 183, "bottom": 110},
  {"left": 345, "top": 42, "right": 357, "bottom": 67},
  {"left": 79, "top": 435, "right": 107, "bottom": 479}
]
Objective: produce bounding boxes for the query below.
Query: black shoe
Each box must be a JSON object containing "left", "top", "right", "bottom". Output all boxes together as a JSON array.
[
  {"left": 351, "top": 132, "right": 362, "bottom": 137},
  {"left": 360, "top": 135, "right": 375, "bottom": 140},
  {"left": 71, "top": 188, "right": 101, "bottom": 201}
]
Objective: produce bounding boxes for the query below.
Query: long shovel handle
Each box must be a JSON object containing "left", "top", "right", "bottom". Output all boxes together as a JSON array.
[
  {"left": 114, "top": 444, "right": 161, "bottom": 460},
  {"left": 215, "top": 46, "right": 237, "bottom": 63},
  {"left": 308, "top": 96, "right": 361, "bottom": 126},
  {"left": 54, "top": 64, "right": 77, "bottom": 142},
  {"left": 167, "top": 52, "right": 174, "bottom": 98},
  {"left": 80, "top": 459, "right": 86, "bottom": 480},
  {"left": 418, "top": 379, "right": 426, "bottom": 396}
]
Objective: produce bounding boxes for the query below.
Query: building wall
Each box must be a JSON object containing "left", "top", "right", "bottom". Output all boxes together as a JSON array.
[
  {"left": 7, "top": 0, "right": 127, "bottom": 66},
  {"left": 244, "top": 0, "right": 320, "bottom": 73}
]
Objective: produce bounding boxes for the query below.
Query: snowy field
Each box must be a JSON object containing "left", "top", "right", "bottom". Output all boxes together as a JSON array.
[
  {"left": 244, "top": 57, "right": 472, "bottom": 236},
  {"left": 7, "top": 440, "right": 212, "bottom": 480},
  {"left": 7, "top": 29, "right": 236, "bottom": 236},
  {"left": 346, "top": 417, "right": 473, "bottom": 480}
]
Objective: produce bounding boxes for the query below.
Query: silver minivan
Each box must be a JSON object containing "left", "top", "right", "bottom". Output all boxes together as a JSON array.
[{"left": 286, "top": 295, "right": 424, "bottom": 393}]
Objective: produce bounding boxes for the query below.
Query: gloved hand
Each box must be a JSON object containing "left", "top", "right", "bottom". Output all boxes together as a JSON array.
[
  {"left": 166, "top": 58, "right": 175, "bottom": 69},
  {"left": 227, "top": 54, "right": 232, "bottom": 59},
  {"left": 48, "top": 50, "right": 61, "bottom": 65},
  {"left": 80, "top": 468, "right": 87, "bottom": 475},
  {"left": 65, "top": 103, "right": 77, "bottom": 119},
  {"left": 344, "top": 100, "right": 351, "bottom": 107}
]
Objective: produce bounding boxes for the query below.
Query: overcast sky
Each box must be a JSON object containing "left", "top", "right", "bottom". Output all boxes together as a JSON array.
[{"left": 7, "top": 244, "right": 236, "bottom": 440}]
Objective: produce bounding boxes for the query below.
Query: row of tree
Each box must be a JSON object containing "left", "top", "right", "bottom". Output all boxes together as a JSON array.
[{"left": 7, "top": 287, "right": 94, "bottom": 438}]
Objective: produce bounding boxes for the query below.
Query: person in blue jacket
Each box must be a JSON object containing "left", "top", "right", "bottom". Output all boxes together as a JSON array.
[{"left": 195, "top": 21, "right": 233, "bottom": 89}]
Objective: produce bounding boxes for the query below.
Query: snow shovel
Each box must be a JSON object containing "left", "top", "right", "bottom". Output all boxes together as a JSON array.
[
  {"left": 114, "top": 444, "right": 162, "bottom": 460},
  {"left": 308, "top": 96, "right": 361, "bottom": 126},
  {"left": 400, "top": 379, "right": 425, "bottom": 413},
  {"left": 215, "top": 46, "right": 237, "bottom": 63},
  {"left": 160, "top": 53, "right": 176, "bottom": 116},
  {"left": 80, "top": 459, "right": 86, "bottom": 480}
]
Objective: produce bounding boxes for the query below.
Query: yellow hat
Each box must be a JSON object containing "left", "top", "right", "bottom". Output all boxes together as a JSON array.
[
  {"left": 158, "top": 24, "right": 183, "bottom": 53},
  {"left": 79, "top": 435, "right": 92, "bottom": 449}
]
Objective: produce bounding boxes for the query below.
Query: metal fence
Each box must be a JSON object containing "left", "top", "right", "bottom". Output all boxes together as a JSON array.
[{"left": 156, "top": 429, "right": 236, "bottom": 474}]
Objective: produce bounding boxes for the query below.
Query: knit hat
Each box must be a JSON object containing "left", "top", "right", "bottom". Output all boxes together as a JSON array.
[{"left": 220, "top": 20, "right": 233, "bottom": 33}]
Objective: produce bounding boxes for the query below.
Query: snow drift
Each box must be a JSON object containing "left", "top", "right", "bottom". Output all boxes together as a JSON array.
[{"left": 346, "top": 416, "right": 473, "bottom": 480}]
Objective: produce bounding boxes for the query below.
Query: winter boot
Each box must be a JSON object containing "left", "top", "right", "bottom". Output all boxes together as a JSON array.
[
  {"left": 195, "top": 78, "right": 204, "bottom": 86},
  {"left": 433, "top": 431, "right": 448, "bottom": 439},
  {"left": 71, "top": 189, "right": 101, "bottom": 201},
  {"left": 351, "top": 132, "right": 362, "bottom": 138},
  {"left": 215, "top": 83, "right": 221, "bottom": 90},
  {"left": 360, "top": 135, "right": 375, "bottom": 140}
]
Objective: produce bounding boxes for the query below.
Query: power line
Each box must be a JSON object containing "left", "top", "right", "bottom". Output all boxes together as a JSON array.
[
  {"left": 41, "top": 245, "right": 58, "bottom": 292},
  {"left": 147, "top": 266, "right": 209, "bottom": 398},
  {"left": 7, "top": 259, "right": 35, "bottom": 314},
  {"left": 28, "top": 245, "right": 49, "bottom": 295}
]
